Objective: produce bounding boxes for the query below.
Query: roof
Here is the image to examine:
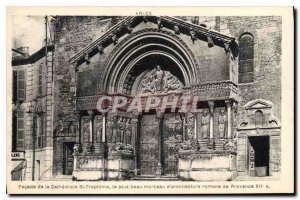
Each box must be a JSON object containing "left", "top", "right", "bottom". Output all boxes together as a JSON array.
[
  {"left": 12, "top": 45, "right": 54, "bottom": 66},
  {"left": 68, "top": 16, "right": 239, "bottom": 66}
]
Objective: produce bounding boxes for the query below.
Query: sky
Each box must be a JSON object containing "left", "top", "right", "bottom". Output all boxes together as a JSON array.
[{"left": 12, "top": 15, "right": 45, "bottom": 55}]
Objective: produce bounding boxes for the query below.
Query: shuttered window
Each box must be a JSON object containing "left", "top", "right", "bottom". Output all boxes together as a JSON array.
[
  {"left": 17, "top": 70, "right": 26, "bottom": 100},
  {"left": 238, "top": 33, "right": 254, "bottom": 83},
  {"left": 16, "top": 110, "right": 25, "bottom": 151},
  {"left": 13, "top": 71, "right": 18, "bottom": 103},
  {"left": 38, "top": 65, "right": 43, "bottom": 96}
]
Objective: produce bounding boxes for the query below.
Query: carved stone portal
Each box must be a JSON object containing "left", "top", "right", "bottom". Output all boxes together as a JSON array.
[{"left": 139, "top": 65, "right": 183, "bottom": 94}]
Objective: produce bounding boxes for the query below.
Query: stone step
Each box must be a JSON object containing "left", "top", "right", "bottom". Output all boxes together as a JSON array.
[
  {"left": 52, "top": 175, "right": 73, "bottom": 181},
  {"left": 132, "top": 176, "right": 178, "bottom": 181}
]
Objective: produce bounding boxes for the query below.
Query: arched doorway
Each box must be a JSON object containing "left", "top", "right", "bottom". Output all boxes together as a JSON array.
[
  {"left": 123, "top": 54, "right": 186, "bottom": 177},
  {"left": 101, "top": 29, "right": 197, "bottom": 178}
]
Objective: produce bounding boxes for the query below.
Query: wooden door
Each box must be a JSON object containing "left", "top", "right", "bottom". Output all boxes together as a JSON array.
[
  {"left": 163, "top": 114, "right": 182, "bottom": 176},
  {"left": 139, "top": 115, "right": 160, "bottom": 176},
  {"left": 63, "top": 143, "right": 74, "bottom": 175}
]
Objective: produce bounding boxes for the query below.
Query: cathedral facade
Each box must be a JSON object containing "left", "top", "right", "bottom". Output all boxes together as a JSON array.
[{"left": 12, "top": 15, "right": 282, "bottom": 181}]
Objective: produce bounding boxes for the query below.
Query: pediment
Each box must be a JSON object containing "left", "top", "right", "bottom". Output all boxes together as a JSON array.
[
  {"left": 68, "top": 16, "right": 238, "bottom": 66},
  {"left": 244, "top": 99, "right": 273, "bottom": 110}
]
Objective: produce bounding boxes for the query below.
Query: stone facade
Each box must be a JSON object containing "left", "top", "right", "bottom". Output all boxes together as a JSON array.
[
  {"left": 11, "top": 45, "right": 54, "bottom": 181},
  {"left": 12, "top": 15, "right": 281, "bottom": 181}
]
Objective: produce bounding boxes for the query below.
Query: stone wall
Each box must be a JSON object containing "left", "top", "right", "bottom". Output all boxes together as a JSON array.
[
  {"left": 52, "top": 16, "right": 122, "bottom": 175},
  {"left": 221, "top": 16, "right": 282, "bottom": 120}
]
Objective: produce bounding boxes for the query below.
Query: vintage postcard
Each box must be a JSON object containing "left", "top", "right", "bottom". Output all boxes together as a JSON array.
[{"left": 6, "top": 7, "right": 294, "bottom": 194}]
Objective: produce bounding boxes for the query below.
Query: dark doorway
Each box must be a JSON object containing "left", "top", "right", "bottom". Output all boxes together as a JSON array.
[
  {"left": 248, "top": 136, "right": 270, "bottom": 177},
  {"left": 63, "top": 142, "right": 75, "bottom": 175}
]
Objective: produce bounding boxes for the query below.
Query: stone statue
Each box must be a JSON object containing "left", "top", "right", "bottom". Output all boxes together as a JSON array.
[
  {"left": 95, "top": 117, "right": 103, "bottom": 143},
  {"left": 124, "top": 118, "right": 132, "bottom": 145},
  {"left": 201, "top": 109, "right": 209, "bottom": 140},
  {"left": 185, "top": 114, "right": 194, "bottom": 141},
  {"left": 82, "top": 119, "right": 90, "bottom": 143},
  {"left": 218, "top": 108, "right": 227, "bottom": 139},
  {"left": 106, "top": 116, "right": 115, "bottom": 143},
  {"left": 224, "top": 139, "right": 237, "bottom": 151},
  {"left": 154, "top": 65, "right": 164, "bottom": 91},
  {"left": 117, "top": 117, "right": 125, "bottom": 143}
]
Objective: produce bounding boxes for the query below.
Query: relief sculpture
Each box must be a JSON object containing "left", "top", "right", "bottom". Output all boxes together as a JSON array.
[
  {"left": 218, "top": 108, "right": 227, "bottom": 139},
  {"left": 95, "top": 116, "right": 103, "bottom": 143},
  {"left": 124, "top": 118, "right": 132, "bottom": 145},
  {"left": 81, "top": 117, "right": 90, "bottom": 143},
  {"left": 139, "top": 65, "right": 183, "bottom": 94},
  {"left": 201, "top": 109, "right": 209, "bottom": 140}
]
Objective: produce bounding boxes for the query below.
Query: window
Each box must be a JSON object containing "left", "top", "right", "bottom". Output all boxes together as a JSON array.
[
  {"left": 16, "top": 110, "right": 25, "bottom": 151},
  {"left": 36, "top": 115, "right": 45, "bottom": 149},
  {"left": 17, "top": 70, "right": 26, "bottom": 101},
  {"left": 238, "top": 33, "right": 254, "bottom": 83},
  {"left": 38, "top": 65, "right": 43, "bottom": 96},
  {"left": 13, "top": 71, "right": 17, "bottom": 103}
]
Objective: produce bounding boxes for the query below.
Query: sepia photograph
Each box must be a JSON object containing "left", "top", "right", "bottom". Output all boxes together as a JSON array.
[{"left": 6, "top": 6, "right": 294, "bottom": 194}]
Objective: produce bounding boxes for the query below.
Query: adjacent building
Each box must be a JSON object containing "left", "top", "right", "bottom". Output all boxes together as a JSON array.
[{"left": 11, "top": 45, "right": 54, "bottom": 181}]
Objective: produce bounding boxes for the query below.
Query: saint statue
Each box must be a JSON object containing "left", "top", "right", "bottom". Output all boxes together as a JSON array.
[
  {"left": 82, "top": 120, "right": 90, "bottom": 143},
  {"left": 124, "top": 118, "right": 132, "bottom": 145},
  {"left": 201, "top": 109, "right": 209, "bottom": 140},
  {"left": 218, "top": 108, "right": 227, "bottom": 139},
  {"left": 154, "top": 65, "right": 164, "bottom": 92}
]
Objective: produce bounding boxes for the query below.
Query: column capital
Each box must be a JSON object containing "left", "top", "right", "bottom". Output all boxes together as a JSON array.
[
  {"left": 225, "top": 99, "right": 233, "bottom": 107},
  {"left": 87, "top": 110, "right": 94, "bottom": 116},
  {"left": 131, "top": 110, "right": 142, "bottom": 119},
  {"left": 156, "top": 109, "right": 164, "bottom": 119},
  {"left": 208, "top": 101, "right": 215, "bottom": 113}
]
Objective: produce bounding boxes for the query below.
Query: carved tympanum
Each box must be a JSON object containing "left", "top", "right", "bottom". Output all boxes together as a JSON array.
[{"left": 139, "top": 65, "right": 183, "bottom": 94}]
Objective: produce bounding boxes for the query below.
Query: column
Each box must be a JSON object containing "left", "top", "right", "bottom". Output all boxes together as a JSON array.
[
  {"left": 156, "top": 110, "right": 164, "bottom": 176},
  {"left": 193, "top": 113, "right": 197, "bottom": 140},
  {"left": 208, "top": 101, "right": 215, "bottom": 139},
  {"left": 87, "top": 110, "right": 94, "bottom": 143},
  {"left": 87, "top": 110, "right": 94, "bottom": 154},
  {"left": 93, "top": 116, "right": 102, "bottom": 154},
  {"left": 101, "top": 113, "right": 107, "bottom": 180},
  {"left": 225, "top": 100, "right": 232, "bottom": 139},
  {"left": 74, "top": 111, "right": 81, "bottom": 154},
  {"left": 102, "top": 113, "right": 106, "bottom": 143},
  {"left": 131, "top": 112, "right": 139, "bottom": 175}
]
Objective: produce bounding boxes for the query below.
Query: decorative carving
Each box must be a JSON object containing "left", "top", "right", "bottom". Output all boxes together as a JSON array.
[
  {"left": 208, "top": 101, "right": 215, "bottom": 113},
  {"left": 81, "top": 117, "right": 90, "bottom": 143},
  {"left": 174, "top": 24, "right": 180, "bottom": 35},
  {"left": 218, "top": 108, "right": 227, "bottom": 139},
  {"left": 69, "top": 16, "right": 237, "bottom": 65},
  {"left": 124, "top": 22, "right": 132, "bottom": 33},
  {"left": 117, "top": 117, "right": 125, "bottom": 143},
  {"left": 185, "top": 113, "right": 195, "bottom": 141},
  {"left": 84, "top": 53, "right": 90, "bottom": 65},
  {"left": 111, "top": 33, "right": 118, "bottom": 45},
  {"left": 124, "top": 118, "right": 132, "bottom": 145},
  {"left": 139, "top": 65, "right": 183, "bottom": 94},
  {"left": 143, "top": 16, "right": 148, "bottom": 23},
  {"left": 207, "top": 34, "right": 214, "bottom": 48},
  {"left": 106, "top": 114, "right": 118, "bottom": 143},
  {"left": 190, "top": 28, "right": 197, "bottom": 43},
  {"left": 201, "top": 109, "right": 209, "bottom": 140},
  {"left": 94, "top": 116, "right": 103, "bottom": 143},
  {"left": 99, "top": 28, "right": 200, "bottom": 93},
  {"left": 157, "top": 17, "right": 163, "bottom": 30},
  {"left": 224, "top": 139, "right": 237, "bottom": 151},
  {"left": 97, "top": 43, "right": 104, "bottom": 55}
]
